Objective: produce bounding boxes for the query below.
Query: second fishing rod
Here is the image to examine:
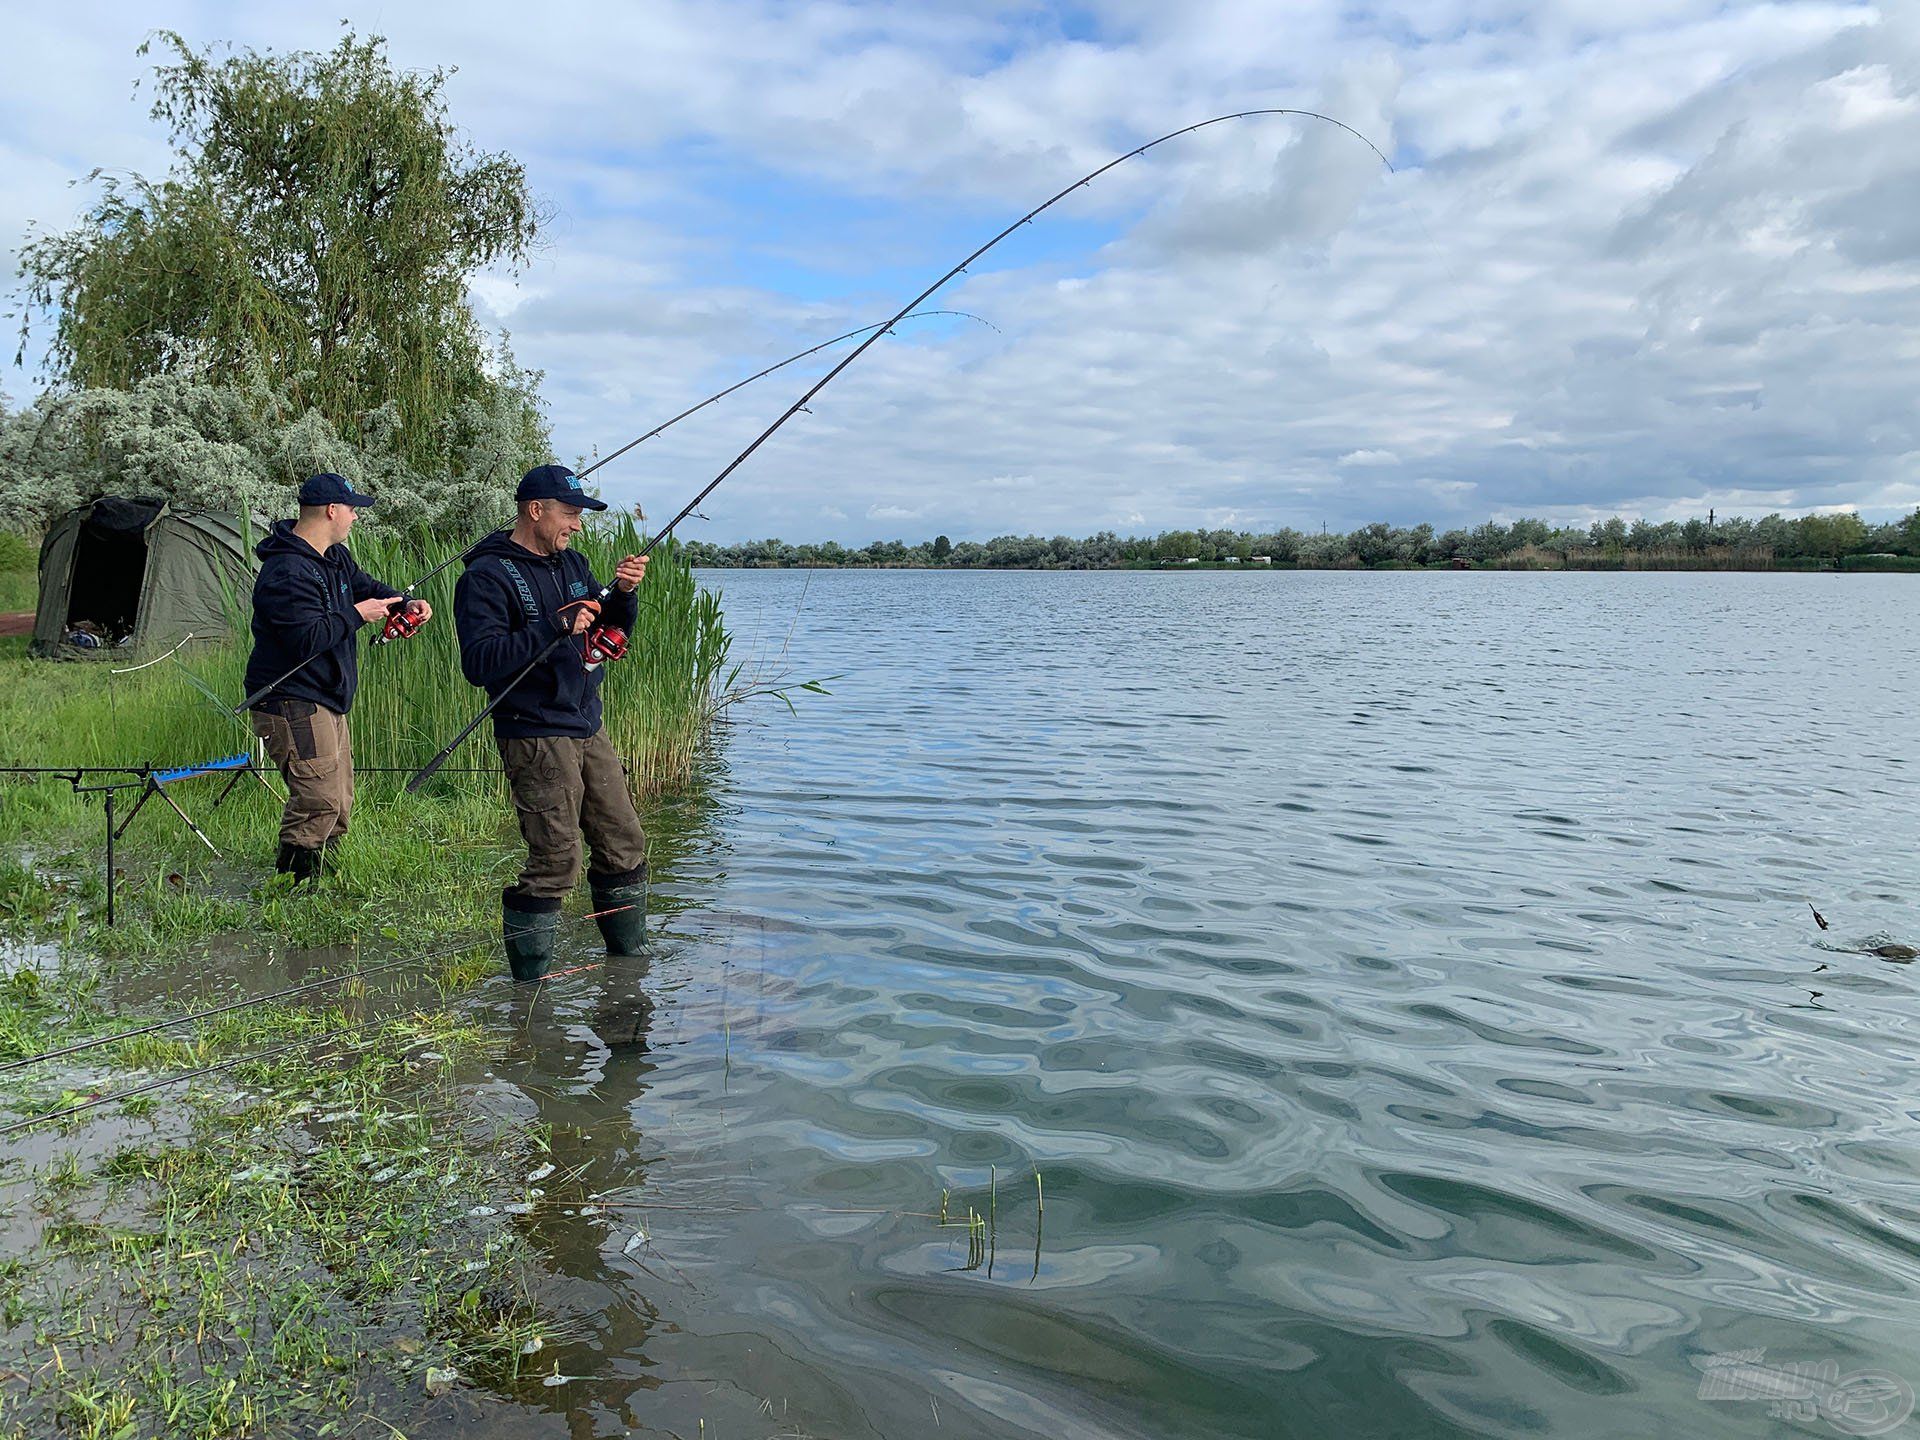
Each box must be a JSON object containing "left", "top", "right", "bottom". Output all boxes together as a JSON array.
[{"left": 232, "top": 309, "right": 993, "bottom": 715}]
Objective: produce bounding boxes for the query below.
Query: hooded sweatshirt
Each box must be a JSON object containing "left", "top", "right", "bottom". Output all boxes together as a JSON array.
[
  {"left": 452, "top": 531, "right": 638, "bottom": 739},
  {"left": 243, "top": 521, "right": 401, "bottom": 714}
]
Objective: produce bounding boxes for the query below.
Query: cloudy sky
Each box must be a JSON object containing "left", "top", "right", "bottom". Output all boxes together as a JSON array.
[{"left": 4, "top": 2, "right": 1915, "bottom": 541}]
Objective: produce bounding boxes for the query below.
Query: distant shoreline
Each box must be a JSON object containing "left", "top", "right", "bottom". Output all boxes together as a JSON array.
[{"left": 690, "top": 558, "right": 1920, "bottom": 574}]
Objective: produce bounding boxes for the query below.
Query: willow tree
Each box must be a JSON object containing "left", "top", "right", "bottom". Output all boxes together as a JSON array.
[{"left": 14, "top": 29, "right": 546, "bottom": 474}]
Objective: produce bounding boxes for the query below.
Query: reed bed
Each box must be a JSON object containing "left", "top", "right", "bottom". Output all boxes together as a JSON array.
[{"left": 1503, "top": 543, "right": 1779, "bottom": 571}]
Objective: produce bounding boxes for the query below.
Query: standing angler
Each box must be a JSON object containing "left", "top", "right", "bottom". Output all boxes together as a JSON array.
[
  {"left": 453, "top": 465, "right": 650, "bottom": 981},
  {"left": 245, "top": 473, "right": 430, "bottom": 881}
]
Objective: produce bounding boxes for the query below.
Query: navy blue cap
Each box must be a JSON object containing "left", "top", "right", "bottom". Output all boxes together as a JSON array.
[
  {"left": 516, "top": 464, "right": 607, "bottom": 511},
  {"left": 298, "top": 473, "right": 376, "bottom": 507}
]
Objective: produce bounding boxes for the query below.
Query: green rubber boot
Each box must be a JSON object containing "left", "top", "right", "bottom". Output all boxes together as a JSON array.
[
  {"left": 502, "top": 890, "right": 561, "bottom": 982},
  {"left": 589, "top": 864, "right": 648, "bottom": 956},
  {"left": 276, "top": 843, "right": 323, "bottom": 885}
]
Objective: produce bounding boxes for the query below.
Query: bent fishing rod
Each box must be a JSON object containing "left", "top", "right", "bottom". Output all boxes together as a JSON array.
[
  {"left": 232, "top": 309, "right": 995, "bottom": 715},
  {"left": 405, "top": 108, "right": 1391, "bottom": 792}
]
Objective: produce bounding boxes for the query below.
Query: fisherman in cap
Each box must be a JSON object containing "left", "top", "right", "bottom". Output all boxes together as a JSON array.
[
  {"left": 244, "top": 473, "right": 429, "bottom": 881},
  {"left": 452, "top": 464, "right": 650, "bottom": 980}
]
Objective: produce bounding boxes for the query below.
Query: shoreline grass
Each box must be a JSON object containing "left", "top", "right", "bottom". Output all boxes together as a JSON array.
[
  {"left": 0, "top": 767, "right": 716, "bottom": 1437},
  {"left": 0, "top": 527, "right": 753, "bottom": 1437}
]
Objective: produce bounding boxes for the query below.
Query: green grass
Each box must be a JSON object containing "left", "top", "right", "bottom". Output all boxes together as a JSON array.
[
  {"left": 0, "top": 518, "right": 742, "bottom": 957},
  {"left": 0, "top": 569, "right": 33, "bottom": 613},
  {"left": 0, "top": 532, "right": 33, "bottom": 610}
]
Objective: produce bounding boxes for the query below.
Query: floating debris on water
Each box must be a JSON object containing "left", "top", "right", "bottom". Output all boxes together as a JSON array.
[
  {"left": 526, "top": 1162, "right": 555, "bottom": 1182},
  {"left": 424, "top": 1366, "right": 458, "bottom": 1397},
  {"left": 466, "top": 1205, "right": 498, "bottom": 1218}
]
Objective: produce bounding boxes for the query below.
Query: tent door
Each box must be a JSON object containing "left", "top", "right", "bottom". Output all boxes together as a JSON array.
[{"left": 63, "top": 497, "right": 163, "bottom": 645}]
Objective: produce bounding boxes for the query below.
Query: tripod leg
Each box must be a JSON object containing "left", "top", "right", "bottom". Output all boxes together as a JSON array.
[
  {"left": 112, "top": 781, "right": 158, "bottom": 840},
  {"left": 104, "top": 791, "right": 116, "bottom": 928},
  {"left": 211, "top": 767, "right": 248, "bottom": 810},
  {"left": 154, "top": 784, "right": 223, "bottom": 859}
]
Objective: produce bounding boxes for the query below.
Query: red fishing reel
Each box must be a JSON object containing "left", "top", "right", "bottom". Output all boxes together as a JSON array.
[
  {"left": 374, "top": 600, "right": 426, "bottom": 645},
  {"left": 583, "top": 625, "right": 629, "bottom": 667}
]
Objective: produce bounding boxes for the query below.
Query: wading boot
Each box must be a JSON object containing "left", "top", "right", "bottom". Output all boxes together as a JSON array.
[
  {"left": 276, "top": 843, "right": 324, "bottom": 885},
  {"left": 589, "top": 864, "right": 648, "bottom": 956},
  {"left": 502, "top": 889, "right": 561, "bottom": 982}
]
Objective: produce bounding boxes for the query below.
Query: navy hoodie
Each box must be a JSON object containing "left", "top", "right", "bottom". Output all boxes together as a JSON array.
[
  {"left": 243, "top": 521, "right": 400, "bottom": 713},
  {"left": 453, "top": 531, "right": 638, "bottom": 739}
]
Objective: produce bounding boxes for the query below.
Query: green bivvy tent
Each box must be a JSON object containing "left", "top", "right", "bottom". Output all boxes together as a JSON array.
[{"left": 30, "top": 497, "right": 265, "bottom": 660}]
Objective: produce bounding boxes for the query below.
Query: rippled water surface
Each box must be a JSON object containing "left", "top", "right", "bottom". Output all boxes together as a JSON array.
[{"left": 478, "top": 570, "right": 1920, "bottom": 1439}]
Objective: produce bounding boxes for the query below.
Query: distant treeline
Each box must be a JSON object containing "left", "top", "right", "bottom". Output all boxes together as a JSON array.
[{"left": 682, "top": 508, "right": 1920, "bottom": 571}]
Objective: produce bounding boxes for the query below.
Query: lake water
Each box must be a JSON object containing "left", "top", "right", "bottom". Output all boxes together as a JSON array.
[{"left": 471, "top": 570, "right": 1920, "bottom": 1439}]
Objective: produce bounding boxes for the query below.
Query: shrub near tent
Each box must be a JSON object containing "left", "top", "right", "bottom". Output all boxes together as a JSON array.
[{"left": 29, "top": 497, "right": 262, "bottom": 659}]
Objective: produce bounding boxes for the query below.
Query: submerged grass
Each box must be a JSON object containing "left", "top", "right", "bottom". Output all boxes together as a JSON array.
[
  {"left": 935, "top": 1168, "right": 1046, "bottom": 1281},
  {"left": 0, "top": 987, "right": 586, "bottom": 1440}
]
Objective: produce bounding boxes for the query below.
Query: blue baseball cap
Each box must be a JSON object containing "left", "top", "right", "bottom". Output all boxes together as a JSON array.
[
  {"left": 298, "top": 473, "right": 376, "bottom": 507},
  {"left": 516, "top": 464, "right": 607, "bottom": 511}
]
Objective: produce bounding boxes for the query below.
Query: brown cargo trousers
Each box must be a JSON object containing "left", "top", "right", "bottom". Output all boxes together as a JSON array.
[
  {"left": 250, "top": 700, "right": 354, "bottom": 849},
  {"left": 497, "top": 726, "right": 648, "bottom": 901}
]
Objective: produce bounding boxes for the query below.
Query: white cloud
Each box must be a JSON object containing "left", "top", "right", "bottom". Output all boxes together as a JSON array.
[{"left": 3, "top": 0, "right": 1916, "bottom": 541}]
